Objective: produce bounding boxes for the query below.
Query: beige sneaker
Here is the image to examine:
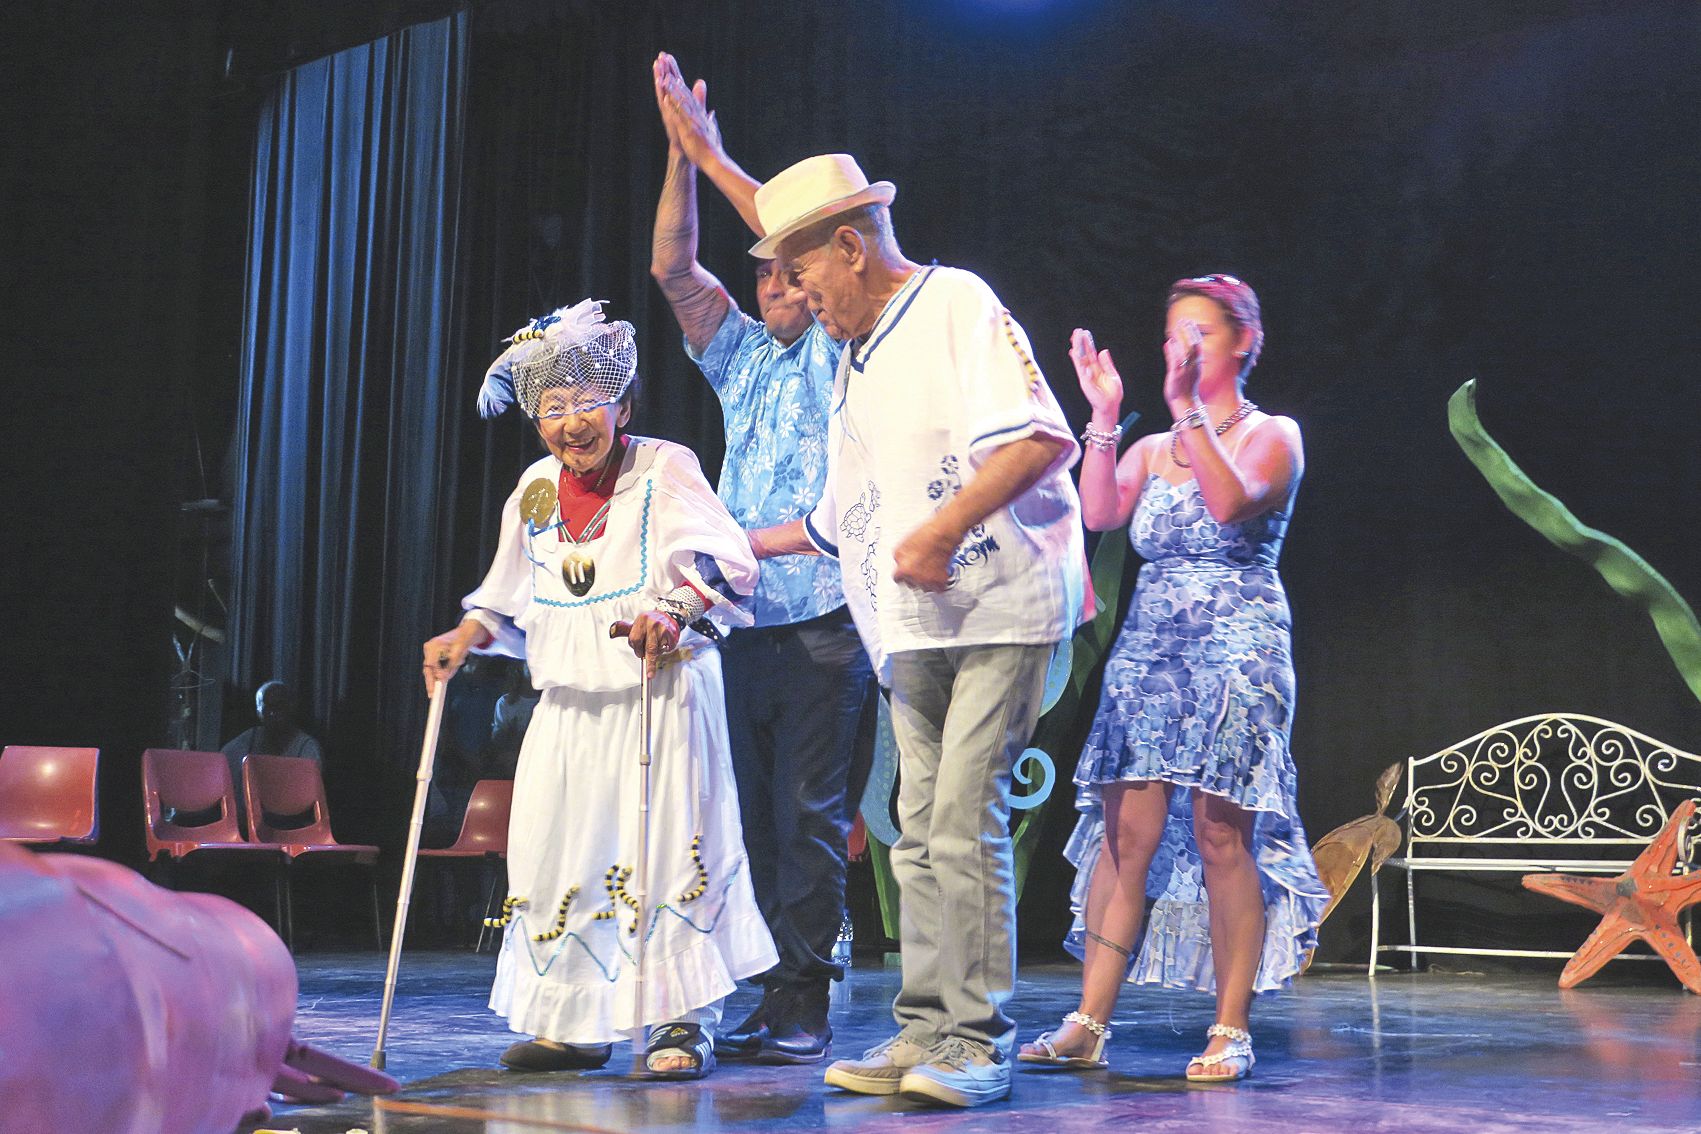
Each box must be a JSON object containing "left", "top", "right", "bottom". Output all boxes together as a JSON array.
[
  {"left": 899, "top": 1037, "right": 1011, "bottom": 1107},
  {"left": 823, "top": 1033, "right": 933, "bottom": 1095}
]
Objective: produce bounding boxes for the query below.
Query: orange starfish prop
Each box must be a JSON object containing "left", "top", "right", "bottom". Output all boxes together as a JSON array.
[{"left": 1521, "top": 799, "right": 1701, "bottom": 993}]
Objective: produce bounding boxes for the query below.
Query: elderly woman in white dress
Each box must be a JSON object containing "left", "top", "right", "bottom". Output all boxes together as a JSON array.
[{"left": 423, "top": 301, "right": 776, "bottom": 1080}]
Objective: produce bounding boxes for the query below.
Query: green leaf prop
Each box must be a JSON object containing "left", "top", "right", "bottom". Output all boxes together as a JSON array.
[
  {"left": 1014, "top": 530, "right": 1129, "bottom": 898},
  {"left": 1448, "top": 379, "right": 1701, "bottom": 705}
]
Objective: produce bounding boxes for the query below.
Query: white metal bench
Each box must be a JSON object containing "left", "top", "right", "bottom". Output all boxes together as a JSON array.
[{"left": 1371, "top": 713, "right": 1701, "bottom": 971}]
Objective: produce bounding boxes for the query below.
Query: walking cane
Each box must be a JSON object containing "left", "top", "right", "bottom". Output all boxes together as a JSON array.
[
  {"left": 372, "top": 675, "right": 448, "bottom": 1070},
  {"left": 609, "top": 621, "right": 653, "bottom": 1073}
]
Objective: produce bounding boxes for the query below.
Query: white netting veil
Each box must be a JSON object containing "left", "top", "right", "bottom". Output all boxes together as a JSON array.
[
  {"left": 477, "top": 298, "right": 639, "bottom": 419},
  {"left": 512, "top": 320, "right": 638, "bottom": 416}
]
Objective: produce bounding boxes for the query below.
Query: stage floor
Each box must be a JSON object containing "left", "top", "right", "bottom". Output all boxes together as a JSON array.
[{"left": 257, "top": 953, "right": 1701, "bottom": 1133}]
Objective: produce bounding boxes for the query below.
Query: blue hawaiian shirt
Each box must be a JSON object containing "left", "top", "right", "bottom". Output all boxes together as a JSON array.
[{"left": 687, "top": 308, "right": 845, "bottom": 627}]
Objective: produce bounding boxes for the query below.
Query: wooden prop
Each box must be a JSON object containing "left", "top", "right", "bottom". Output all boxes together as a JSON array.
[{"left": 1311, "top": 762, "right": 1404, "bottom": 923}]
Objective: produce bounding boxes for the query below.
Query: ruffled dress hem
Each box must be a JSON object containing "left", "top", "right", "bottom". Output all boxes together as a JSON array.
[{"left": 490, "top": 895, "right": 777, "bottom": 1044}]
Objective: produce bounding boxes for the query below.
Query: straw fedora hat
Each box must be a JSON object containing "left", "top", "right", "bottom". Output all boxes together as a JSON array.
[{"left": 749, "top": 154, "right": 896, "bottom": 259}]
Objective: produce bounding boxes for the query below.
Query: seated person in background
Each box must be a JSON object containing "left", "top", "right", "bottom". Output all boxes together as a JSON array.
[
  {"left": 220, "top": 680, "right": 324, "bottom": 831},
  {"left": 487, "top": 661, "right": 537, "bottom": 781}
]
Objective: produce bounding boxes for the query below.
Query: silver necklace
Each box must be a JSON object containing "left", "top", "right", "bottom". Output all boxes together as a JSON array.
[{"left": 1171, "top": 401, "right": 1258, "bottom": 469}]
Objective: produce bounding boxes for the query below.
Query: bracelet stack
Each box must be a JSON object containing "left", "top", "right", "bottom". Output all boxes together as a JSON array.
[
  {"left": 1174, "top": 404, "right": 1209, "bottom": 431},
  {"left": 1081, "top": 423, "right": 1122, "bottom": 451},
  {"left": 656, "top": 585, "right": 708, "bottom": 633},
  {"left": 1170, "top": 400, "right": 1259, "bottom": 469}
]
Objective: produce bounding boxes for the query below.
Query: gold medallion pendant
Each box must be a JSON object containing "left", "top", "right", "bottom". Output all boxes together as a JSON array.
[
  {"left": 520, "top": 478, "right": 558, "bottom": 528},
  {"left": 562, "top": 551, "right": 596, "bottom": 597}
]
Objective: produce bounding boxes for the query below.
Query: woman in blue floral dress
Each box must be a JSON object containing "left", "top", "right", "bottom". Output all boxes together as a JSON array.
[{"left": 1020, "top": 275, "right": 1326, "bottom": 1082}]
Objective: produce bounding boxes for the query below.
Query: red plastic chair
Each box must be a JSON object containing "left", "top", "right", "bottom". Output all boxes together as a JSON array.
[
  {"left": 242, "top": 755, "right": 381, "bottom": 949},
  {"left": 419, "top": 779, "right": 513, "bottom": 949},
  {"left": 141, "top": 748, "right": 287, "bottom": 930},
  {"left": 0, "top": 746, "right": 100, "bottom": 845},
  {"left": 142, "top": 749, "right": 284, "bottom": 860},
  {"left": 421, "top": 779, "right": 513, "bottom": 858}
]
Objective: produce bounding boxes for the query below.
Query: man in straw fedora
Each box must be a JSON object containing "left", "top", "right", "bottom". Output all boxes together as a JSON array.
[{"left": 746, "top": 154, "right": 1087, "bottom": 1108}]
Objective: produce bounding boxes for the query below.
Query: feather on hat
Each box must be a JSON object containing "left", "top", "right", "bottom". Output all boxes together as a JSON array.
[{"left": 477, "top": 298, "right": 636, "bottom": 418}]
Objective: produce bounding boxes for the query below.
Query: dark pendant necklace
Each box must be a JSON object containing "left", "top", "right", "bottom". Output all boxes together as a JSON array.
[{"left": 557, "top": 454, "right": 618, "bottom": 597}]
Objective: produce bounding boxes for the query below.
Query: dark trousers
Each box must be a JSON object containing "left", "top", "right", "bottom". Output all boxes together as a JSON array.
[{"left": 721, "top": 605, "right": 877, "bottom": 990}]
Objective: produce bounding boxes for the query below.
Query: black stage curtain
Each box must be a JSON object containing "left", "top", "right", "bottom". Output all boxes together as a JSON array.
[
  {"left": 225, "top": 0, "right": 1701, "bottom": 955},
  {"left": 1, "top": 1, "right": 227, "bottom": 858},
  {"left": 229, "top": 14, "right": 469, "bottom": 831}
]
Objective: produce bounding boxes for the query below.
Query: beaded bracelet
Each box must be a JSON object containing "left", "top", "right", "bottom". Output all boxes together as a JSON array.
[
  {"left": 655, "top": 598, "right": 693, "bottom": 632},
  {"left": 655, "top": 584, "right": 709, "bottom": 633},
  {"left": 665, "top": 584, "right": 708, "bottom": 619},
  {"left": 1171, "top": 400, "right": 1259, "bottom": 469},
  {"left": 1081, "top": 423, "right": 1122, "bottom": 451},
  {"left": 1173, "top": 404, "right": 1209, "bottom": 431}
]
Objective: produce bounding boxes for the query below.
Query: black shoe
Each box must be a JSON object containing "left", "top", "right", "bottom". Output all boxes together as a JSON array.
[
  {"left": 715, "top": 994, "right": 772, "bottom": 1060},
  {"left": 760, "top": 1018, "right": 833, "bottom": 1064},
  {"left": 499, "top": 1039, "right": 613, "bottom": 1072},
  {"left": 757, "top": 983, "right": 832, "bottom": 1065}
]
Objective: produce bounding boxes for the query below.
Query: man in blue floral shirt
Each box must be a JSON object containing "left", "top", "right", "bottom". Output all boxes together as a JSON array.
[{"left": 649, "top": 53, "right": 875, "bottom": 1065}]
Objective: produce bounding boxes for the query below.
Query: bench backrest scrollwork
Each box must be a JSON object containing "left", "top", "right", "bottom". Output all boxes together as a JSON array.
[{"left": 1404, "top": 714, "right": 1701, "bottom": 851}]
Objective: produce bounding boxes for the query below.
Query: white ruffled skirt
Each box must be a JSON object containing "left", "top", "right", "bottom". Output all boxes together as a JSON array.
[{"left": 489, "top": 648, "right": 776, "bottom": 1043}]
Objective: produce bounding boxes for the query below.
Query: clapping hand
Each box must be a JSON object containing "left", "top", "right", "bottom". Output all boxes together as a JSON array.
[
  {"left": 1069, "top": 328, "right": 1123, "bottom": 419},
  {"left": 653, "top": 52, "right": 722, "bottom": 168},
  {"left": 1163, "top": 317, "right": 1204, "bottom": 409}
]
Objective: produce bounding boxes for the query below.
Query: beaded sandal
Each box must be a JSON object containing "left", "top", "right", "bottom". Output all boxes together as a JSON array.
[
  {"left": 1186, "top": 1024, "right": 1254, "bottom": 1082},
  {"left": 1017, "top": 1010, "right": 1111, "bottom": 1070}
]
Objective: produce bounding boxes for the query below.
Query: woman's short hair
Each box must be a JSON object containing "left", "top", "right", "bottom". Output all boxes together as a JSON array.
[{"left": 1168, "top": 274, "right": 1264, "bottom": 371}]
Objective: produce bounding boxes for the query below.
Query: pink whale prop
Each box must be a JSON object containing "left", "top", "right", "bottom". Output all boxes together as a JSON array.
[{"left": 0, "top": 842, "right": 396, "bottom": 1133}]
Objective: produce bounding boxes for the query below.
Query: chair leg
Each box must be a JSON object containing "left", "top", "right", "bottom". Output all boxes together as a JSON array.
[
  {"left": 1369, "top": 870, "right": 1381, "bottom": 977},
  {"left": 370, "top": 865, "right": 384, "bottom": 952},
  {"left": 476, "top": 860, "right": 502, "bottom": 953},
  {"left": 1406, "top": 870, "right": 1419, "bottom": 973},
  {"left": 282, "top": 864, "right": 296, "bottom": 953},
  {"left": 273, "top": 868, "right": 287, "bottom": 942}
]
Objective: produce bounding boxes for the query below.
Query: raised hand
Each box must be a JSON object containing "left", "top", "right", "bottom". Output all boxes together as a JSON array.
[
  {"left": 1070, "top": 327, "right": 1123, "bottom": 419},
  {"left": 1163, "top": 317, "right": 1204, "bottom": 410},
  {"left": 653, "top": 52, "right": 722, "bottom": 169}
]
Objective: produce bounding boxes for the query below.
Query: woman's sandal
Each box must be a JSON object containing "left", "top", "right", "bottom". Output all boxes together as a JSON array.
[
  {"left": 1017, "top": 1010, "right": 1111, "bottom": 1070},
  {"left": 645, "top": 1022, "right": 717, "bottom": 1081},
  {"left": 1185, "top": 1024, "right": 1254, "bottom": 1082}
]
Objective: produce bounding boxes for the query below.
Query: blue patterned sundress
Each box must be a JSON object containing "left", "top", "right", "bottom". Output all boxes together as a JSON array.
[{"left": 1063, "top": 458, "right": 1327, "bottom": 993}]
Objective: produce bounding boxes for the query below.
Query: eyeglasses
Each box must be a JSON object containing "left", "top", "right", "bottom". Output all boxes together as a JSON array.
[
  {"left": 1187, "top": 274, "right": 1246, "bottom": 287},
  {"left": 531, "top": 399, "right": 614, "bottom": 422}
]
